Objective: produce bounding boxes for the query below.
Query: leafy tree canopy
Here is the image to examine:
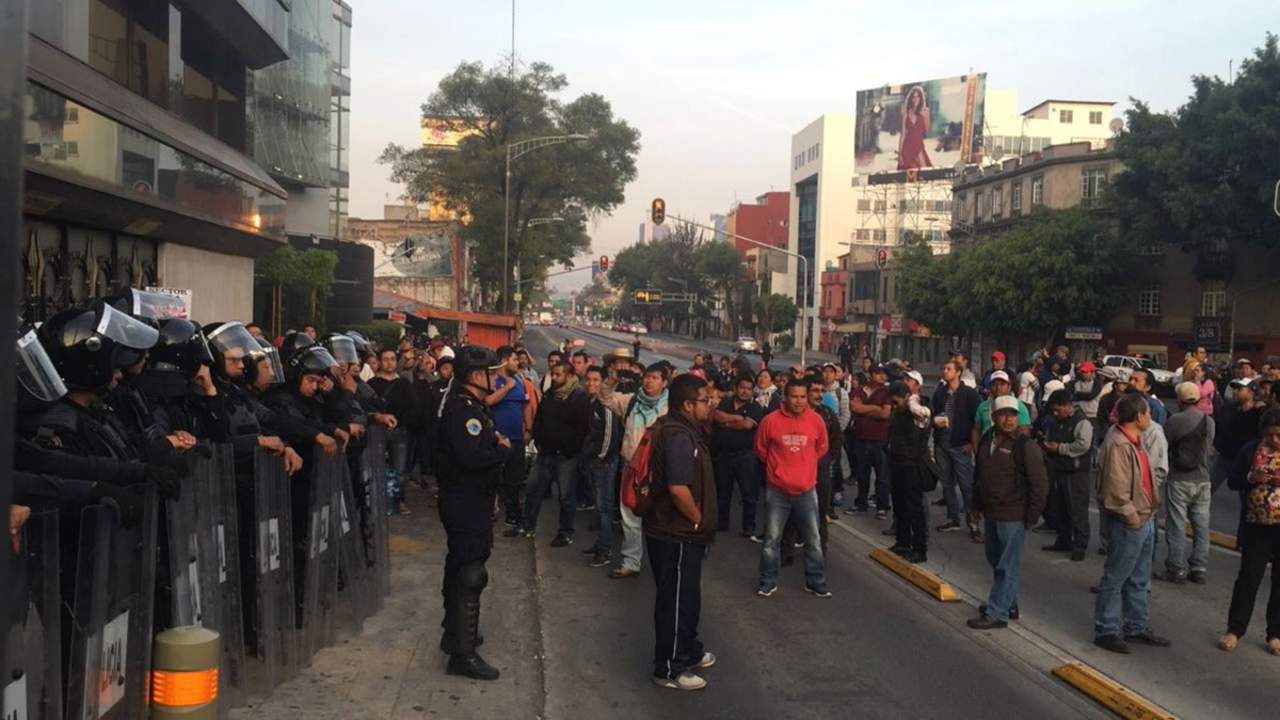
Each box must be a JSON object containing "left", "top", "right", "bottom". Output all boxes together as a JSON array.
[
  {"left": 380, "top": 60, "right": 641, "bottom": 310},
  {"left": 1113, "top": 34, "right": 1280, "bottom": 251}
]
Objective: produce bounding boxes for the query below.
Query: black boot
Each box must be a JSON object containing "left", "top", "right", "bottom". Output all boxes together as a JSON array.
[{"left": 447, "top": 562, "right": 499, "bottom": 680}]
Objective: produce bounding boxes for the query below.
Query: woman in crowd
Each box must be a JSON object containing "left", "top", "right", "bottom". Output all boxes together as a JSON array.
[{"left": 1220, "top": 409, "right": 1280, "bottom": 655}]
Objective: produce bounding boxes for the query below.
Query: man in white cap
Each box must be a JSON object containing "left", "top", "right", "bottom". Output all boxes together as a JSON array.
[
  {"left": 967, "top": 395, "right": 1048, "bottom": 629},
  {"left": 970, "top": 370, "right": 1031, "bottom": 450},
  {"left": 1156, "top": 381, "right": 1215, "bottom": 584}
]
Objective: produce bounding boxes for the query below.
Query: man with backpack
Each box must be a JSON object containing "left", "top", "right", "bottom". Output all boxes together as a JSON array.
[
  {"left": 641, "top": 374, "right": 718, "bottom": 690},
  {"left": 967, "top": 396, "right": 1049, "bottom": 629},
  {"left": 1156, "top": 381, "right": 1216, "bottom": 585},
  {"left": 1040, "top": 389, "right": 1095, "bottom": 561}
]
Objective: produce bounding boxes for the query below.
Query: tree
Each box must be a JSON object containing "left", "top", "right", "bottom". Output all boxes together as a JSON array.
[
  {"left": 380, "top": 60, "right": 641, "bottom": 311},
  {"left": 1113, "top": 34, "right": 1280, "bottom": 252},
  {"left": 756, "top": 293, "right": 798, "bottom": 335},
  {"left": 694, "top": 240, "right": 747, "bottom": 339},
  {"left": 896, "top": 209, "right": 1136, "bottom": 345},
  {"left": 257, "top": 246, "right": 338, "bottom": 336}
]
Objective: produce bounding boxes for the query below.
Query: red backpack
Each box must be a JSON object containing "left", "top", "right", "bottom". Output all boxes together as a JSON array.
[{"left": 620, "top": 426, "right": 660, "bottom": 517}]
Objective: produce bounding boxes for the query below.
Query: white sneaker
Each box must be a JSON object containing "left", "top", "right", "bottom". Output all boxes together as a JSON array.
[
  {"left": 756, "top": 585, "right": 778, "bottom": 598},
  {"left": 652, "top": 671, "right": 707, "bottom": 690},
  {"left": 696, "top": 651, "right": 716, "bottom": 669}
]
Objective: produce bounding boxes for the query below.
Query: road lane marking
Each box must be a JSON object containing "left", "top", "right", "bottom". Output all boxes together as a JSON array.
[{"left": 1051, "top": 662, "right": 1178, "bottom": 720}]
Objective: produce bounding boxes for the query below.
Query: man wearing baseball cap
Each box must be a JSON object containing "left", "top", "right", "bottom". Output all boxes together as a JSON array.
[
  {"left": 1071, "top": 361, "right": 1103, "bottom": 420},
  {"left": 1157, "top": 381, "right": 1215, "bottom": 584},
  {"left": 971, "top": 370, "right": 1031, "bottom": 445},
  {"left": 982, "top": 351, "right": 1008, "bottom": 397},
  {"left": 1210, "top": 376, "right": 1267, "bottom": 495},
  {"left": 968, "top": 395, "right": 1048, "bottom": 629}
]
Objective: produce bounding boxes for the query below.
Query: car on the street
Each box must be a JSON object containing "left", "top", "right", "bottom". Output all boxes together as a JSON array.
[
  {"left": 1101, "top": 354, "right": 1176, "bottom": 394},
  {"left": 631, "top": 323, "right": 648, "bottom": 335},
  {"left": 732, "top": 336, "right": 759, "bottom": 354}
]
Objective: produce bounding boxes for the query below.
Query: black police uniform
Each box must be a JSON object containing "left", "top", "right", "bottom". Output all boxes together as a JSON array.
[{"left": 435, "top": 353, "right": 511, "bottom": 679}]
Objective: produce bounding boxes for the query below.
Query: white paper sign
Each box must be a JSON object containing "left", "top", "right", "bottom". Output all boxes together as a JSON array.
[
  {"left": 96, "top": 610, "right": 129, "bottom": 717},
  {"left": 3, "top": 674, "right": 28, "bottom": 720}
]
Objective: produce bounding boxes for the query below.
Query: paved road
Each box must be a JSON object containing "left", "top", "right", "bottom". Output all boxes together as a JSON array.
[{"left": 523, "top": 325, "right": 1276, "bottom": 719}]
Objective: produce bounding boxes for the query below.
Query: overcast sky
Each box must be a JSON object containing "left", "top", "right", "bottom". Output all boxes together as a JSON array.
[{"left": 349, "top": 0, "right": 1275, "bottom": 294}]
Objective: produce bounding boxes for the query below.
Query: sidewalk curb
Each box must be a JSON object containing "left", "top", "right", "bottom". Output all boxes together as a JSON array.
[
  {"left": 1156, "top": 518, "right": 1238, "bottom": 552},
  {"left": 1051, "top": 662, "right": 1178, "bottom": 720},
  {"left": 868, "top": 547, "right": 961, "bottom": 602}
]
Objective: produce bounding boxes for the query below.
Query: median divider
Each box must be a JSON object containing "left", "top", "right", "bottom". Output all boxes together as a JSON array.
[
  {"left": 868, "top": 547, "right": 960, "bottom": 602},
  {"left": 1157, "top": 518, "right": 1238, "bottom": 551},
  {"left": 1051, "top": 662, "right": 1177, "bottom": 720}
]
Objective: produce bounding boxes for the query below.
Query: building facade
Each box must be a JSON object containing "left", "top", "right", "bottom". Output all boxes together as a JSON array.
[
  {"left": 348, "top": 205, "right": 467, "bottom": 312},
  {"left": 787, "top": 113, "right": 856, "bottom": 350},
  {"left": 725, "top": 191, "right": 789, "bottom": 255},
  {"left": 951, "top": 139, "right": 1280, "bottom": 368},
  {"left": 23, "top": 0, "right": 294, "bottom": 322}
]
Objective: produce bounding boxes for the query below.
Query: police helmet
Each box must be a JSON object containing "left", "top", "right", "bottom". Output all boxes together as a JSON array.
[
  {"left": 255, "top": 337, "right": 285, "bottom": 386},
  {"left": 344, "top": 331, "right": 374, "bottom": 361},
  {"left": 17, "top": 322, "right": 68, "bottom": 408},
  {"left": 204, "top": 321, "right": 261, "bottom": 382},
  {"left": 285, "top": 345, "right": 339, "bottom": 389},
  {"left": 38, "top": 302, "right": 159, "bottom": 392},
  {"left": 280, "top": 331, "right": 315, "bottom": 363},
  {"left": 323, "top": 333, "right": 359, "bottom": 366},
  {"left": 150, "top": 319, "right": 214, "bottom": 375},
  {"left": 455, "top": 344, "right": 500, "bottom": 382}
]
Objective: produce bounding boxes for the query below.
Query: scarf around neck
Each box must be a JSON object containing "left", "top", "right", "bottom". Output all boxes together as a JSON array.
[{"left": 552, "top": 373, "right": 580, "bottom": 401}]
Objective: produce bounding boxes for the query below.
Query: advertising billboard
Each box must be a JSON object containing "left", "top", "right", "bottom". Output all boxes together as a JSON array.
[{"left": 855, "top": 73, "right": 987, "bottom": 177}]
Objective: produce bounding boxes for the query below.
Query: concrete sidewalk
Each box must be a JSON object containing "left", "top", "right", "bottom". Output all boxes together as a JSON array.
[{"left": 231, "top": 489, "right": 546, "bottom": 720}]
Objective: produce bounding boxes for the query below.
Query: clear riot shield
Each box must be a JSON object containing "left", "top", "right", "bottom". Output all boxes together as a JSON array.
[
  {"left": 205, "top": 444, "right": 246, "bottom": 713},
  {"left": 359, "top": 426, "right": 392, "bottom": 605},
  {"left": 243, "top": 448, "right": 296, "bottom": 697},
  {"left": 1, "top": 509, "right": 63, "bottom": 720},
  {"left": 165, "top": 456, "right": 214, "bottom": 630},
  {"left": 66, "top": 486, "right": 158, "bottom": 720},
  {"left": 297, "top": 449, "right": 338, "bottom": 665},
  {"left": 333, "top": 459, "right": 373, "bottom": 631}
]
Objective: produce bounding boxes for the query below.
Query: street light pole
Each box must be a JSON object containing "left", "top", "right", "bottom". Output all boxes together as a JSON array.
[
  {"left": 667, "top": 214, "right": 809, "bottom": 367},
  {"left": 501, "top": 134, "right": 589, "bottom": 315}
]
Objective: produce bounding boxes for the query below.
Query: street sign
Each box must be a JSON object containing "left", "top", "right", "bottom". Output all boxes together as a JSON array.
[
  {"left": 1064, "top": 326, "right": 1103, "bottom": 341},
  {"left": 634, "top": 289, "right": 663, "bottom": 304},
  {"left": 876, "top": 247, "right": 888, "bottom": 269},
  {"left": 512, "top": 291, "right": 522, "bottom": 302},
  {"left": 1193, "top": 316, "right": 1227, "bottom": 349},
  {"left": 387, "top": 311, "right": 406, "bottom": 323}
]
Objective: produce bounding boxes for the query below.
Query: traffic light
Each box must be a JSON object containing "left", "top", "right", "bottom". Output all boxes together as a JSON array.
[
  {"left": 651, "top": 198, "right": 665, "bottom": 225},
  {"left": 599, "top": 255, "right": 609, "bottom": 272}
]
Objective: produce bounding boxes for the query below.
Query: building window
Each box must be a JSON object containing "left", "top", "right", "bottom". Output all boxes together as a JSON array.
[
  {"left": 872, "top": 229, "right": 886, "bottom": 242},
  {"left": 1081, "top": 167, "right": 1108, "bottom": 208},
  {"left": 992, "top": 186, "right": 1003, "bottom": 220},
  {"left": 66, "top": 141, "right": 79, "bottom": 156},
  {"left": 1030, "top": 175, "right": 1044, "bottom": 206},
  {"left": 1010, "top": 181, "right": 1022, "bottom": 214},
  {"left": 1089, "top": 110, "right": 1103, "bottom": 125},
  {"left": 1201, "top": 281, "right": 1226, "bottom": 316},
  {"left": 972, "top": 190, "right": 983, "bottom": 222},
  {"left": 66, "top": 107, "right": 79, "bottom": 123},
  {"left": 857, "top": 199, "right": 871, "bottom": 211},
  {"left": 1138, "top": 283, "right": 1161, "bottom": 317},
  {"left": 1059, "top": 109, "right": 1074, "bottom": 123}
]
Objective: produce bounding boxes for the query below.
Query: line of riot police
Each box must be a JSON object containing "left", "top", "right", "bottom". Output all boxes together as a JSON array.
[{"left": 3, "top": 289, "right": 398, "bottom": 719}]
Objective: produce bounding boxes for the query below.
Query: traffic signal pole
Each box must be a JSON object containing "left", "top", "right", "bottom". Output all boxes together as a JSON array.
[{"left": 662, "top": 213, "right": 809, "bottom": 368}]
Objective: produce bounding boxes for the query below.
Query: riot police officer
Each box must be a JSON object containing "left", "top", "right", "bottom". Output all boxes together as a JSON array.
[{"left": 435, "top": 345, "right": 512, "bottom": 680}]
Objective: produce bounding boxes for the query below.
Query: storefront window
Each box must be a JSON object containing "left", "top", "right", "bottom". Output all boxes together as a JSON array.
[{"left": 25, "top": 82, "right": 286, "bottom": 238}]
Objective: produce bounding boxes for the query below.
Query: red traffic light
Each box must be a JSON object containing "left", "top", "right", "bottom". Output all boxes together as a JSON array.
[{"left": 651, "top": 198, "right": 666, "bottom": 225}]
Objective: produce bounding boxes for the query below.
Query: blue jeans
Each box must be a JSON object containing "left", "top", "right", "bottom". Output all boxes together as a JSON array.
[
  {"left": 982, "top": 519, "right": 1026, "bottom": 621},
  {"left": 521, "top": 454, "right": 579, "bottom": 536},
  {"left": 589, "top": 456, "right": 620, "bottom": 553},
  {"left": 1164, "top": 480, "right": 1211, "bottom": 576},
  {"left": 758, "top": 487, "right": 826, "bottom": 591},
  {"left": 937, "top": 444, "right": 975, "bottom": 521},
  {"left": 1094, "top": 515, "right": 1155, "bottom": 639}
]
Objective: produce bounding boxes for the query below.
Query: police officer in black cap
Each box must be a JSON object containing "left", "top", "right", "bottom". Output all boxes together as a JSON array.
[{"left": 436, "top": 345, "right": 512, "bottom": 680}]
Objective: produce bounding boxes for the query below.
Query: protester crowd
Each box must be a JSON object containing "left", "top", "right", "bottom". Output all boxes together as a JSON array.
[
  {"left": 492, "top": 338, "right": 1280, "bottom": 690},
  {"left": 12, "top": 291, "right": 1280, "bottom": 703}
]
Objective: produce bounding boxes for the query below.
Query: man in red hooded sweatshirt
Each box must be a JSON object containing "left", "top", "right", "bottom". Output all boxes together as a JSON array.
[{"left": 754, "top": 376, "right": 831, "bottom": 598}]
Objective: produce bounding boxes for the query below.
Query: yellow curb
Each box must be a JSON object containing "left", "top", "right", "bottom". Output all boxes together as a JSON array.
[
  {"left": 868, "top": 548, "right": 960, "bottom": 602},
  {"left": 1156, "top": 519, "right": 1237, "bottom": 551},
  {"left": 1051, "top": 662, "right": 1177, "bottom": 720}
]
